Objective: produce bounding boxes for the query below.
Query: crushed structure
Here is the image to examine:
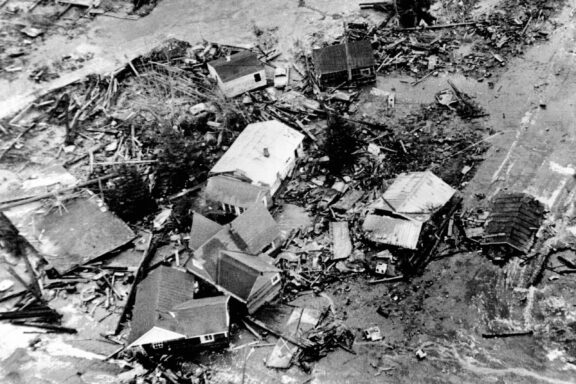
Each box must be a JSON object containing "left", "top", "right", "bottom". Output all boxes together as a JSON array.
[
  {"left": 363, "top": 171, "right": 456, "bottom": 250},
  {"left": 481, "top": 192, "right": 545, "bottom": 255},
  {"left": 207, "top": 50, "right": 267, "bottom": 98},
  {"left": 206, "top": 120, "right": 304, "bottom": 213},
  {"left": 312, "top": 40, "right": 376, "bottom": 87},
  {"left": 186, "top": 205, "right": 282, "bottom": 313},
  {"left": 128, "top": 266, "right": 230, "bottom": 353}
]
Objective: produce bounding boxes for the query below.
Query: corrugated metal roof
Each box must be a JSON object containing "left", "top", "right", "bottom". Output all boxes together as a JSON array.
[
  {"left": 382, "top": 171, "right": 456, "bottom": 215},
  {"left": 482, "top": 192, "right": 544, "bottom": 254},
  {"left": 230, "top": 204, "right": 281, "bottom": 254},
  {"left": 312, "top": 40, "right": 375, "bottom": 75},
  {"left": 205, "top": 175, "right": 270, "bottom": 209},
  {"left": 210, "top": 120, "right": 304, "bottom": 194},
  {"left": 208, "top": 51, "right": 264, "bottom": 83},
  {"left": 128, "top": 266, "right": 196, "bottom": 344},
  {"left": 362, "top": 214, "right": 423, "bottom": 250},
  {"left": 189, "top": 212, "right": 223, "bottom": 251}
]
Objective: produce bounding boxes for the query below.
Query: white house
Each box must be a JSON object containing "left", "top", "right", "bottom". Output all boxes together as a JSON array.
[
  {"left": 207, "top": 51, "right": 267, "bottom": 98},
  {"left": 206, "top": 120, "right": 305, "bottom": 213}
]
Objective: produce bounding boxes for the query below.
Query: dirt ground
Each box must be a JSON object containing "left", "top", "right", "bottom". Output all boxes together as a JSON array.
[{"left": 2, "top": 0, "right": 576, "bottom": 383}]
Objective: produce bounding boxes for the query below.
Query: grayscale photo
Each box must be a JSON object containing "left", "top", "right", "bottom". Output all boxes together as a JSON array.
[{"left": 0, "top": 0, "right": 575, "bottom": 383}]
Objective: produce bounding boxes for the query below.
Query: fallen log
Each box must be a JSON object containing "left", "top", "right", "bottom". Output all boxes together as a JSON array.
[
  {"left": 391, "top": 21, "right": 482, "bottom": 32},
  {"left": 482, "top": 330, "right": 533, "bottom": 339},
  {"left": 11, "top": 321, "right": 77, "bottom": 334},
  {"left": 0, "top": 308, "right": 61, "bottom": 321},
  {"left": 114, "top": 232, "right": 154, "bottom": 335},
  {"left": 0, "top": 123, "right": 37, "bottom": 161},
  {"left": 368, "top": 276, "right": 404, "bottom": 284}
]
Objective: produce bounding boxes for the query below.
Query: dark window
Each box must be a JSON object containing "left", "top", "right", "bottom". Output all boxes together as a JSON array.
[{"left": 254, "top": 73, "right": 262, "bottom": 82}]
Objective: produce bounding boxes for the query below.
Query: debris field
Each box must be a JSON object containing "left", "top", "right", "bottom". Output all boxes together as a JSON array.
[{"left": 1, "top": 0, "right": 576, "bottom": 383}]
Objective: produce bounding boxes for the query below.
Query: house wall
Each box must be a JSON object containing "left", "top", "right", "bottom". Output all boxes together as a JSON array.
[
  {"left": 319, "top": 67, "right": 375, "bottom": 87},
  {"left": 220, "top": 69, "right": 267, "bottom": 98},
  {"left": 143, "top": 332, "right": 229, "bottom": 354},
  {"left": 268, "top": 142, "right": 304, "bottom": 196}
]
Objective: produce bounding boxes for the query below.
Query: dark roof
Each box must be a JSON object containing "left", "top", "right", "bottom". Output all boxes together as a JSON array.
[
  {"left": 165, "top": 296, "right": 230, "bottom": 337},
  {"left": 216, "top": 251, "right": 279, "bottom": 302},
  {"left": 185, "top": 206, "right": 280, "bottom": 282},
  {"left": 482, "top": 193, "right": 545, "bottom": 254},
  {"left": 312, "top": 40, "right": 375, "bottom": 75},
  {"left": 189, "top": 212, "right": 223, "bottom": 251},
  {"left": 230, "top": 204, "right": 281, "bottom": 254},
  {"left": 208, "top": 51, "right": 264, "bottom": 82},
  {"left": 128, "top": 266, "right": 196, "bottom": 344},
  {"left": 205, "top": 176, "right": 270, "bottom": 209}
]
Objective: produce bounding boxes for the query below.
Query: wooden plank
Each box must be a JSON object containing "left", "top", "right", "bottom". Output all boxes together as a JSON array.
[{"left": 330, "top": 222, "right": 352, "bottom": 260}]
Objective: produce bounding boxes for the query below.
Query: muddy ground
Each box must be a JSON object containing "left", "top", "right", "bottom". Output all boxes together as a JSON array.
[{"left": 2, "top": 0, "right": 576, "bottom": 383}]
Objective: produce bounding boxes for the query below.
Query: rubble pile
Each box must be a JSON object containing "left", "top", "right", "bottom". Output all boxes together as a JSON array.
[
  {"left": 2, "top": 1, "right": 576, "bottom": 381},
  {"left": 354, "top": 0, "right": 563, "bottom": 80}
]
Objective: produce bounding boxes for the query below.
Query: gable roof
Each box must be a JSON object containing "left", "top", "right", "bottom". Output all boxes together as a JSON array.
[
  {"left": 381, "top": 171, "right": 456, "bottom": 215},
  {"left": 128, "top": 266, "right": 196, "bottom": 344},
  {"left": 186, "top": 206, "right": 280, "bottom": 284},
  {"left": 217, "top": 251, "right": 279, "bottom": 302},
  {"left": 312, "top": 40, "right": 375, "bottom": 75},
  {"left": 205, "top": 175, "right": 270, "bottom": 209},
  {"left": 230, "top": 204, "right": 281, "bottom": 254},
  {"left": 166, "top": 296, "right": 230, "bottom": 337},
  {"left": 482, "top": 193, "right": 545, "bottom": 254},
  {"left": 209, "top": 120, "right": 305, "bottom": 192},
  {"left": 189, "top": 212, "right": 224, "bottom": 251},
  {"left": 208, "top": 51, "right": 264, "bottom": 82}
]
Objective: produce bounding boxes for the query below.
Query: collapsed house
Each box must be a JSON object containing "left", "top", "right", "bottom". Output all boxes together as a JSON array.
[
  {"left": 0, "top": 165, "right": 135, "bottom": 274},
  {"left": 312, "top": 40, "right": 376, "bottom": 88},
  {"left": 186, "top": 205, "right": 282, "bottom": 313},
  {"left": 128, "top": 266, "right": 230, "bottom": 353},
  {"left": 206, "top": 120, "right": 305, "bottom": 214},
  {"left": 363, "top": 171, "right": 456, "bottom": 250},
  {"left": 481, "top": 192, "right": 545, "bottom": 255},
  {"left": 207, "top": 50, "right": 267, "bottom": 98}
]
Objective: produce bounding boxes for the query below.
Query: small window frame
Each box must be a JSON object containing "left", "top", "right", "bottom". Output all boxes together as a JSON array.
[{"left": 360, "top": 68, "right": 372, "bottom": 76}]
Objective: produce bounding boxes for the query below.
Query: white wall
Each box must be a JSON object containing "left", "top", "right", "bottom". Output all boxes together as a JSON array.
[{"left": 220, "top": 69, "right": 266, "bottom": 98}]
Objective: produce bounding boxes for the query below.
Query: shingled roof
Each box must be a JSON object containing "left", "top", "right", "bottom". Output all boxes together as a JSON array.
[
  {"left": 128, "top": 266, "right": 196, "bottom": 345},
  {"left": 205, "top": 175, "right": 270, "bottom": 209},
  {"left": 208, "top": 51, "right": 264, "bottom": 83},
  {"left": 230, "top": 204, "right": 281, "bottom": 254},
  {"left": 216, "top": 251, "right": 280, "bottom": 302},
  {"left": 312, "top": 40, "right": 375, "bottom": 75},
  {"left": 189, "top": 212, "right": 224, "bottom": 251},
  {"left": 186, "top": 205, "right": 281, "bottom": 282},
  {"left": 482, "top": 192, "right": 545, "bottom": 254},
  {"left": 167, "top": 296, "right": 230, "bottom": 337}
]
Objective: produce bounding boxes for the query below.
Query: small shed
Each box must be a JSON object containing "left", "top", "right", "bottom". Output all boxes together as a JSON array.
[
  {"left": 207, "top": 51, "right": 266, "bottom": 98},
  {"left": 363, "top": 171, "right": 456, "bottom": 250},
  {"left": 481, "top": 192, "right": 545, "bottom": 254},
  {"left": 312, "top": 40, "right": 376, "bottom": 87},
  {"left": 128, "top": 266, "right": 230, "bottom": 353},
  {"left": 207, "top": 120, "right": 305, "bottom": 212}
]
